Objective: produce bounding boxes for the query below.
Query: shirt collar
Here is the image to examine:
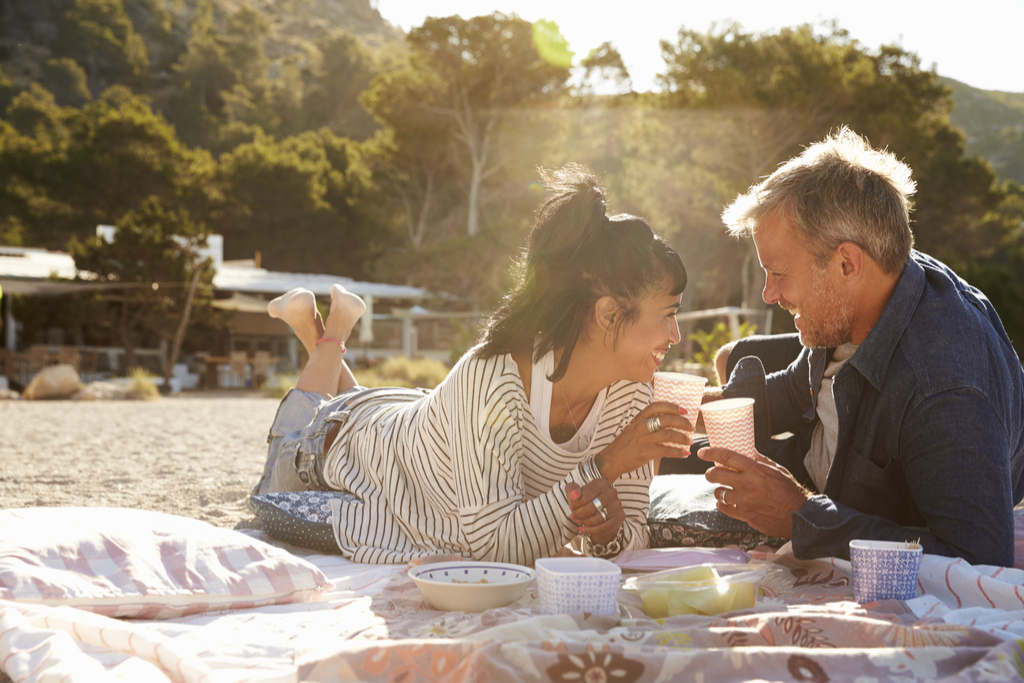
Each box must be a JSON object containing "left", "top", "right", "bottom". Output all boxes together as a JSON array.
[{"left": 845, "top": 252, "right": 925, "bottom": 391}]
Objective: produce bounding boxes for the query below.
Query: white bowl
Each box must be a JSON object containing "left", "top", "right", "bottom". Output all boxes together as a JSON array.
[
  {"left": 408, "top": 561, "right": 536, "bottom": 612},
  {"left": 535, "top": 557, "right": 622, "bottom": 615}
]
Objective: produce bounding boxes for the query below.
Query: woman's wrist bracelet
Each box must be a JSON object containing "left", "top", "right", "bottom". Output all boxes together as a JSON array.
[
  {"left": 582, "top": 525, "right": 626, "bottom": 558},
  {"left": 579, "top": 454, "right": 603, "bottom": 484}
]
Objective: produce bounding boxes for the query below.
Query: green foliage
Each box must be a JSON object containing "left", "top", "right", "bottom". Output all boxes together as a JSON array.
[
  {"left": 294, "top": 32, "right": 379, "bottom": 140},
  {"left": 578, "top": 42, "right": 632, "bottom": 95},
  {"left": 942, "top": 76, "right": 1024, "bottom": 185},
  {"left": 262, "top": 372, "right": 297, "bottom": 399},
  {"left": 353, "top": 355, "right": 450, "bottom": 390},
  {"left": 56, "top": 0, "right": 150, "bottom": 91},
  {"left": 532, "top": 20, "right": 574, "bottom": 70},
  {"left": 688, "top": 321, "right": 757, "bottom": 367},
  {"left": 0, "top": 83, "right": 215, "bottom": 248},
  {"left": 68, "top": 197, "right": 213, "bottom": 367},
  {"left": 210, "top": 127, "right": 379, "bottom": 276},
  {"left": 41, "top": 58, "right": 93, "bottom": 106}
]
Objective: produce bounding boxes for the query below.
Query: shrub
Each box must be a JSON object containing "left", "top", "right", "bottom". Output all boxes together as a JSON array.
[
  {"left": 354, "top": 356, "right": 450, "bottom": 389},
  {"left": 262, "top": 373, "right": 298, "bottom": 399},
  {"left": 127, "top": 367, "right": 160, "bottom": 400}
]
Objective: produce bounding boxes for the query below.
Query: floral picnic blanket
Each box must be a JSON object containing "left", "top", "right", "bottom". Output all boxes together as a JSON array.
[
  {"left": 4, "top": 540, "right": 1024, "bottom": 682},
  {"left": 295, "top": 548, "right": 1024, "bottom": 683}
]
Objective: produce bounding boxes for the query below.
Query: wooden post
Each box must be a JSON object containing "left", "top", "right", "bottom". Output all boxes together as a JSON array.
[{"left": 163, "top": 267, "right": 203, "bottom": 392}]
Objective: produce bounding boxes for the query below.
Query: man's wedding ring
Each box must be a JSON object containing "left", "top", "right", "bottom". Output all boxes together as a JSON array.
[
  {"left": 592, "top": 496, "right": 608, "bottom": 521},
  {"left": 647, "top": 416, "right": 662, "bottom": 433},
  {"left": 718, "top": 488, "right": 729, "bottom": 505}
]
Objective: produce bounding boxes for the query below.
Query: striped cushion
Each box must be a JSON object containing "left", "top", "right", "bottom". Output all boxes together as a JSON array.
[{"left": 0, "top": 507, "right": 333, "bottom": 619}]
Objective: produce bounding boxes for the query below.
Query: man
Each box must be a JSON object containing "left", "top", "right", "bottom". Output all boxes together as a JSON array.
[{"left": 699, "top": 127, "right": 1024, "bottom": 566}]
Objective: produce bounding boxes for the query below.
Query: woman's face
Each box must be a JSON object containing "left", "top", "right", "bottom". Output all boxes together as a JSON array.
[{"left": 608, "top": 284, "right": 682, "bottom": 383}]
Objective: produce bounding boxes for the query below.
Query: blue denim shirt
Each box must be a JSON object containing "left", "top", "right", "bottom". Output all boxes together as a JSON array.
[{"left": 724, "top": 251, "right": 1024, "bottom": 566}]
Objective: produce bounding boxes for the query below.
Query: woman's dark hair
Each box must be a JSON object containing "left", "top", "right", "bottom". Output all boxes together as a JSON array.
[{"left": 477, "top": 163, "right": 687, "bottom": 381}]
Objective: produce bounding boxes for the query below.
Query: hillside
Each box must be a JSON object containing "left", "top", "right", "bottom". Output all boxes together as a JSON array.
[
  {"left": 0, "top": 0, "right": 404, "bottom": 106},
  {"left": 941, "top": 76, "right": 1024, "bottom": 184}
]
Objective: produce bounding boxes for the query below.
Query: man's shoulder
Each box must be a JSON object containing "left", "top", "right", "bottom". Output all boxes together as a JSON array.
[{"left": 893, "top": 254, "right": 1022, "bottom": 396}]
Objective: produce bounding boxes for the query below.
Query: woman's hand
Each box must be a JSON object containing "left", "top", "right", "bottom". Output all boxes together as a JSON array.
[
  {"left": 596, "top": 401, "right": 693, "bottom": 481},
  {"left": 565, "top": 480, "right": 623, "bottom": 546}
]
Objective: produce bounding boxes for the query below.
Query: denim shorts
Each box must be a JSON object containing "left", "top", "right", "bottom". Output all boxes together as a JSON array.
[{"left": 253, "top": 385, "right": 428, "bottom": 495}]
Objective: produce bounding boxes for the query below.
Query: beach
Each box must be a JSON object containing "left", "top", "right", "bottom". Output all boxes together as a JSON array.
[{"left": 0, "top": 394, "right": 280, "bottom": 529}]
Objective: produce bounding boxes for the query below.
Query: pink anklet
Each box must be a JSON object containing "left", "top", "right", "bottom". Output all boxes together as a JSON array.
[{"left": 315, "top": 337, "right": 346, "bottom": 353}]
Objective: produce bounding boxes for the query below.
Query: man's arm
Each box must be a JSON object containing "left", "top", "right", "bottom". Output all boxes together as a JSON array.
[{"left": 791, "top": 389, "right": 1015, "bottom": 566}]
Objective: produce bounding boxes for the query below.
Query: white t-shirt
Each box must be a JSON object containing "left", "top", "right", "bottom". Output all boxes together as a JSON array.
[
  {"left": 529, "top": 348, "right": 605, "bottom": 453},
  {"left": 805, "top": 342, "right": 859, "bottom": 491}
]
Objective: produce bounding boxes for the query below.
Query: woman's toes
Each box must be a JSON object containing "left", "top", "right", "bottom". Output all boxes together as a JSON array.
[
  {"left": 330, "top": 284, "right": 367, "bottom": 320},
  {"left": 268, "top": 288, "right": 316, "bottom": 324}
]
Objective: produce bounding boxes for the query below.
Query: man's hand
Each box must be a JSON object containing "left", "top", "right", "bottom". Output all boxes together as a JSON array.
[{"left": 697, "top": 446, "right": 813, "bottom": 539}]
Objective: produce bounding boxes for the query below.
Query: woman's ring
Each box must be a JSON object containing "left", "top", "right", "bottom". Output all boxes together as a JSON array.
[
  {"left": 647, "top": 416, "right": 662, "bottom": 433},
  {"left": 593, "top": 496, "right": 608, "bottom": 521}
]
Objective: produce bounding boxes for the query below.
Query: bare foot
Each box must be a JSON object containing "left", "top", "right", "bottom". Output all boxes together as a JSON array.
[
  {"left": 268, "top": 288, "right": 323, "bottom": 357},
  {"left": 323, "top": 284, "right": 367, "bottom": 343}
]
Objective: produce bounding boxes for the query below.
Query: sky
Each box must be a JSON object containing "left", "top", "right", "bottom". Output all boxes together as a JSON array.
[{"left": 374, "top": 0, "right": 1024, "bottom": 94}]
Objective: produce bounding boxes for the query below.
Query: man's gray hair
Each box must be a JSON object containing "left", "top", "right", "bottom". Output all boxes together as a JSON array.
[{"left": 722, "top": 126, "right": 916, "bottom": 275}]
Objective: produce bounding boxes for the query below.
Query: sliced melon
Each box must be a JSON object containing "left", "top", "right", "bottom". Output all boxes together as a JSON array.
[
  {"left": 664, "top": 566, "right": 719, "bottom": 584},
  {"left": 640, "top": 588, "right": 671, "bottom": 618}
]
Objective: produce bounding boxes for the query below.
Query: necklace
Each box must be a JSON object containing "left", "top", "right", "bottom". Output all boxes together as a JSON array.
[{"left": 557, "top": 381, "right": 578, "bottom": 434}]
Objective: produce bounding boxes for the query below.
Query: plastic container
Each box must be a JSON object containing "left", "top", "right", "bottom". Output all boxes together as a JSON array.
[
  {"left": 622, "top": 562, "right": 781, "bottom": 617},
  {"left": 535, "top": 557, "right": 621, "bottom": 615}
]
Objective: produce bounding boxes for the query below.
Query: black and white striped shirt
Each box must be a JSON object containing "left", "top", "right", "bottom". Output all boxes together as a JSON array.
[{"left": 322, "top": 346, "right": 653, "bottom": 564}]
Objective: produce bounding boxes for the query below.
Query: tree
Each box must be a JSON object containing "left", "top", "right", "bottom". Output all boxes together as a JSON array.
[
  {"left": 68, "top": 198, "right": 213, "bottom": 370},
  {"left": 405, "top": 13, "right": 572, "bottom": 237},
  {"left": 361, "top": 65, "right": 455, "bottom": 250},
  {"left": 54, "top": 0, "right": 150, "bottom": 93},
  {"left": 0, "top": 84, "right": 214, "bottom": 249},
  {"left": 299, "top": 31, "right": 379, "bottom": 140},
  {"left": 577, "top": 42, "right": 632, "bottom": 96},
  {"left": 169, "top": 1, "right": 278, "bottom": 146},
  {"left": 210, "top": 128, "right": 379, "bottom": 277}
]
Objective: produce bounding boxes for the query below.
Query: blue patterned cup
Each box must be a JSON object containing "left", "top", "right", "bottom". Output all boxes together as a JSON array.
[
  {"left": 535, "top": 557, "right": 622, "bottom": 615},
  {"left": 849, "top": 540, "right": 923, "bottom": 603}
]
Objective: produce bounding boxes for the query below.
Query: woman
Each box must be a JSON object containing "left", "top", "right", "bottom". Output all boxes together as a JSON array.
[{"left": 254, "top": 163, "right": 692, "bottom": 565}]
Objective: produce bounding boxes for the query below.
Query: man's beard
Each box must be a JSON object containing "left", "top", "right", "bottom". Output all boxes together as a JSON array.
[{"left": 796, "top": 266, "right": 854, "bottom": 348}]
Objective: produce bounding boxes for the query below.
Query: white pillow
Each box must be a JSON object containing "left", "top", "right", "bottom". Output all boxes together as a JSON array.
[{"left": 0, "top": 507, "right": 334, "bottom": 619}]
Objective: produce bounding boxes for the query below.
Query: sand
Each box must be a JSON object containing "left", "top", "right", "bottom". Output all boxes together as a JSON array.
[{"left": 0, "top": 393, "right": 281, "bottom": 529}]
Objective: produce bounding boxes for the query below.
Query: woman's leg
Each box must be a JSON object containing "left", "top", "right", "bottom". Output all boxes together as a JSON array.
[{"left": 270, "top": 285, "right": 365, "bottom": 397}]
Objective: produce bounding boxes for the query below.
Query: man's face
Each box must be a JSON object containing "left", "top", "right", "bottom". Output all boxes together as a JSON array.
[{"left": 752, "top": 216, "right": 854, "bottom": 348}]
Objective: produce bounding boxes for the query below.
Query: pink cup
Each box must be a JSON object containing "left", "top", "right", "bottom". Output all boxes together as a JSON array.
[
  {"left": 652, "top": 372, "right": 707, "bottom": 448},
  {"left": 700, "top": 397, "right": 756, "bottom": 457}
]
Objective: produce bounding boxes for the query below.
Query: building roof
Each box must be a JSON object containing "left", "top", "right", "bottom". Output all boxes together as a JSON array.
[
  {"left": 0, "top": 245, "right": 428, "bottom": 301},
  {"left": 213, "top": 263, "right": 428, "bottom": 300},
  {"left": 0, "top": 246, "right": 77, "bottom": 280}
]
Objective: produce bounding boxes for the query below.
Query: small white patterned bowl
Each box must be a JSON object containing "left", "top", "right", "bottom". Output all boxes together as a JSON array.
[
  {"left": 535, "top": 557, "right": 622, "bottom": 615},
  {"left": 408, "top": 561, "right": 536, "bottom": 612}
]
